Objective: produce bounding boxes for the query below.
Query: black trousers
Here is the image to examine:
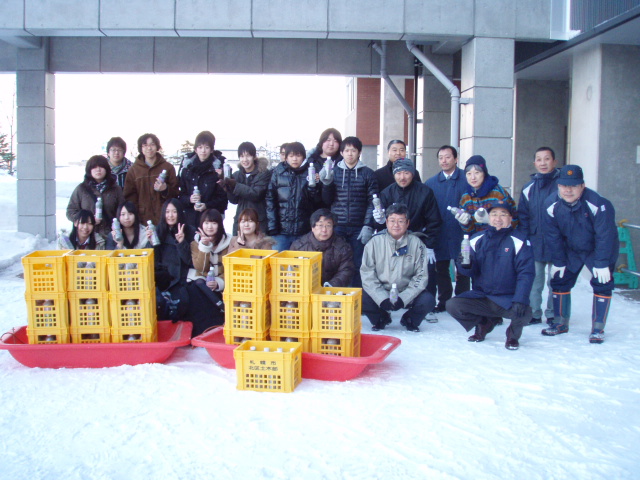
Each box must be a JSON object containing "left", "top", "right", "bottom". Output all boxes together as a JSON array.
[
  {"left": 426, "top": 260, "right": 471, "bottom": 308},
  {"left": 446, "top": 296, "right": 531, "bottom": 340},
  {"left": 362, "top": 288, "right": 436, "bottom": 327}
]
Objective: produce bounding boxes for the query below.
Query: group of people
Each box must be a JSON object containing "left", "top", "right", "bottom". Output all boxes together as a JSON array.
[{"left": 57, "top": 128, "right": 619, "bottom": 347}]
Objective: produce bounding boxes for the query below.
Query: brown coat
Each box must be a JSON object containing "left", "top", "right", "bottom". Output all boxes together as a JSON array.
[
  {"left": 66, "top": 182, "right": 124, "bottom": 238},
  {"left": 190, "top": 234, "right": 232, "bottom": 292},
  {"left": 227, "top": 234, "right": 276, "bottom": 253},
  {"left": 123, "top": 154, "right": 180, "bottom": 225}
]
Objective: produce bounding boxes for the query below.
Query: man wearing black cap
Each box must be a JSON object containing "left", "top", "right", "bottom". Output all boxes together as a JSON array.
[
  {"left": 541, "top": 165, "right": 619, "bottom": 344},
  {"left": 446, "top": 199, "right": 535, "bottom": 350}
]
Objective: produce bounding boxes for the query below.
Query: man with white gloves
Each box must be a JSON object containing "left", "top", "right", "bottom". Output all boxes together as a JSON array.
[
  {"left": 541, "top": 165, "right": 619, "bottom": 344},
  {"left": 375, "top": 158, "right": 442, "bottom": 266}
]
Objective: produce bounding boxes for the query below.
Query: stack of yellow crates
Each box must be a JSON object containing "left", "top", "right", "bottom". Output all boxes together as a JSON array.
[
  {"left": 222, "top": 249, "right": 276, "bottom": 344},
  {"left": 107, "top": 249, "right": 156, "bottom": 343},
  {"left": 310, "top": 287, "right": 362, "bottom": 357},
  {"left": 22, "top": 250, "right": 72, "bottom": 344},
  {"left": 268, "top": 251, "right": 322, "bottom": 352},
  {"left": 66, "top": 250, "right": 114, "bottom": 343}
]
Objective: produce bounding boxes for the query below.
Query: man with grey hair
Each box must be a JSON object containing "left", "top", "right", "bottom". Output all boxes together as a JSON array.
[{"left": 360, "top": 203, "right": 435, "bottom": 332}]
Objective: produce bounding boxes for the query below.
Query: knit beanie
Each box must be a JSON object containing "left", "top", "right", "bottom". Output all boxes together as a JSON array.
[
  {"left": 392, "top": 158, "right": 415, "bottom": 175},
  {"left": 465, "top": 155, "right": 489, "bottom": 176}
]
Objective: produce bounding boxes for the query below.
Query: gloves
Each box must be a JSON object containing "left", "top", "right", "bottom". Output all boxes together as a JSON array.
[
  {"left": 358, "top": 226, "right": 374, "bottom": 245},
  {"left": 223, "top": 178, "right": 236, "bottom": 191},
  {"left": 319, "top": 165, "right": 334, "bottom": 185},
  {"left": 509, "top": 302, "right": 527, "bottom": 318},
  {"left": 380, "top": 299, "right": 393, "bottom": 311},
  {"left": 592, "top": 267, "right": 611, "bottom": 284},
  {"left": 474, "top": 208, "right": 489, "bottom": 224},
  {"left": 455, "top": 211, "right": 471, "bottom": 225},
  {"left": 550, "top": 265, "right": 566, "bottom": 279},
  {"left": 373, "top": 208, "right": 386, "bottom": 225},
  {"left": 393, "top": 298, "right": 405, "bottom": 311},
  {"left": 457, "top": 253, "right": 471, "bottom": 268},
  {"left": 426, "top": 248, "right": 436, "bottom": 264}
]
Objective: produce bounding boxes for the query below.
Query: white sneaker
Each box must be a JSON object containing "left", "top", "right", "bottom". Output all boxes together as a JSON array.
[{"left": 426, "top": 311, "right": 438, "bottom": 323}]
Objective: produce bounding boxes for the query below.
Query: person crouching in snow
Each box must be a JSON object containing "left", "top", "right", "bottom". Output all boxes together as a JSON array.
[{"left": 446, "top": 200, "right": 535, "bottom": 350}]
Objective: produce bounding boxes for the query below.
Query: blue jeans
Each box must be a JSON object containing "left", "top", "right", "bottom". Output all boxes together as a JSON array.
[
  {"left": 273, "top": 234, "right": 298, "bottom": 252},
  {"left": 335, "top": 225, "right": 365, "bottom": 287},
  {"left": 529, "top": 261, "right": 554, "bottom": 320}
]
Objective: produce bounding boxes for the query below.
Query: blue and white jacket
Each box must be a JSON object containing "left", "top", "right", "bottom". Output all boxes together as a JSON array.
[
  {"left": 456, "top": 226, "right": 535, "bottom": 310},
  {"left": 543, "top": 188, "right": 619, "bottom": 272}
]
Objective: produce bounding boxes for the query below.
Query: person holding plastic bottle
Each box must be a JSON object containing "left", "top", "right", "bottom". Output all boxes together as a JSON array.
[
  {"left": 106, "top": 201, "right": 151, "bottom": 250},
  {"left": 360, "top": 203, "right": 435, "bottom": 332},
  {"left": 541, "top": 165, "right": 619, "bottom": 344},
  {"left": 446, "top": 200, "right": 534, "bottom": 350},
  {"left": 177, "top": 131, "right": 228, "bottom": 229},
  {"left": 319, "top": 136, "right": 378, "bottom": 287},
  {"left": 307, "top": 128, "right": 343, "bottom": 168},
  {"left": 455, "top": 155, "right": 518, "bottom": 236},
  {"left": 67, "top": 155, "right": 124, "bottom": 240},
  {"left": 228, "top": 208, "right": 276, "bottom": 253},
  {"left": 123, "top": 133, "right": 179, "bottom": 225}
]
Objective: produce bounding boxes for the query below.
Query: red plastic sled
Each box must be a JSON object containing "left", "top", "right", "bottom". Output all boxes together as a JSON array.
[
  {"left": 191, "top": 327, "right": 401, "bottom": 382},
  {"left": 0, "top": 321, "right": 192, "bottom": 369}
]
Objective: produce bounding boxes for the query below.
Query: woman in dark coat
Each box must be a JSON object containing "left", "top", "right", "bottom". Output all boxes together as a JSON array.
[
  {"left": 222, "top": 141, "right": 271, "bottom": 236},
  {"left": 67, "top": 155, "right": 124, "bottom": 240},
  {"left": 178, "top": 131, "right": 228, "bottom": 229}
]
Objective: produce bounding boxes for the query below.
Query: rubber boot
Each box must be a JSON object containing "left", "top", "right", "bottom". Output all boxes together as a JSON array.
[
  {"left": 542, "top": 292, "right": 570, "bottom": 336},
  {"left": 590, "top": 294, "right": 611, "bottom": 344}
]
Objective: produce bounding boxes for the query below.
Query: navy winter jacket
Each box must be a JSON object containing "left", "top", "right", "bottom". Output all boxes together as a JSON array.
[
  {"left": 543, "top": 188, "right": 619, "bottom": 272},
  {"left": 425, "top": 167, "right": 468, "bottom": 260},
  {"left": 379, "top": 180, "right": 441, "bottom": 249},
  {"left": 321, "top": 160, "right": 379, "bottom": 228},
  {"left": 517, "top": 169, "right": 560, "bottom": 262},
  {"left": 266, "top": 160, "right": 323, "bottom": 236},
  {"left": 456, "top": 226, "right": 535, "bottom": 310}
]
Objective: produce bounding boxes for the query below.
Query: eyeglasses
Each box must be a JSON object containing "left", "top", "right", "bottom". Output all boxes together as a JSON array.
[
  {"left": 314, "top": 223, "right": 333, "bottom": 230},
  {"left": 489, "top": 213, "right": 511, "bottom": 219},
  {"left": 387, "top": 219, "right": 408, "bottom": 225},
  {"left": 109, "top": 148, "right": 124, "bottom": 154}
]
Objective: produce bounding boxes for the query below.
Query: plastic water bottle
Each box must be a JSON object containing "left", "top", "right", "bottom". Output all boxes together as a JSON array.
[
  {"left": 286, "top": 265, "right": 296, "bottom": 293},
  {"left": 125, "top": 299, "right": 138, "bottom": 327},
  {"left": 206, "top": 266, "right": 215, "bottom": 283},
  {"left": 461, "top": 234, "right": 471, "bottom": 268},
  {"left": 193, "top": 186, "right": 203, "bottom": 209},
  {"left": 147, "top": 220, "right": 160, "bottom": 246},
  {"left": 158, "top": 169, "right": 167, "bottom": 183},
  {"left": 372, "top": 194, "right": 383, "bottom": 216},
  {"left": 447, "top": 205, "right": 465, "bottom": 216},
  {"left": 389, "top": 283, "right": 399, "bottom": 304},
  {"left": 84, "top": 298, "right": 98, "bottom": 326},
  {"left": 308, "top": 163, "right": 316, "bottom": 186},
  {"left": 58, "top": 229, "right": 74, "bottom": 249},
  {"left": 325, "top": 158, "right": 334, "bottom": 172},
  {"left": 95, "top": 197, "right": 103, "bottom": 221},
  {"left": 112, "top": 218, "right": 123, "bottom": 243},
  {"left": 223, "top": 163, "right": 232, "bottom": 179},
  {"left": 42, "top": 299, "right": 54, "bottom": 328}
]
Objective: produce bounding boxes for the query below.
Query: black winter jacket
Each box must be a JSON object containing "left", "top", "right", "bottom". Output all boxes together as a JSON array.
[
  {"left": 178, "top": 153, "right": 228, "bottom": 228},
  {"left": 290, "top": 232, "right": 355, "bottom": 287},
  {"left": 379, "top": 180, "right": 442, "bottom": 249},
  {"left": 321, "top": 160, "right": 379, "bottom": 227},
  {"left": 374, "top": 160, "right": 422, "bottom": 193},
  {"left": 227, "top": 157, "right": 271, "bottom": 235},
  {"left": 266, "top": 160, "right": 322, "bottom": 236}
]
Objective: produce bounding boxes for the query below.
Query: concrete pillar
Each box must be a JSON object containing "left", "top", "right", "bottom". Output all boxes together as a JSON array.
[
  {"left": 513, "top": 79, "right": 569, "bottom": 199},
  {"left": 419, "top": 53, "right": 454, "bottom": 180},
  {"left": 16, "top": 40, "right": 56, "bottom": 240},
  {"left": 379, "top": 75, "right": 406, "bottom": 169},
  {"left": 460, "top": 37, "right": 515, "bottom": 188}
]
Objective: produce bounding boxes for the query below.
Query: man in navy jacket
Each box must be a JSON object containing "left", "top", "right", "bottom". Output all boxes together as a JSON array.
[
  {"left": 517, "top": 147, "right": 560, "bottom": 325},
  {"left": 446, "top": 199, "right": 535, "bottom": 350},
  {"left": 425, "top": 145, "right": 471, "bottom": 313},
  {"left": 541, "top": 165, "right": 619, "bottom": 344}
]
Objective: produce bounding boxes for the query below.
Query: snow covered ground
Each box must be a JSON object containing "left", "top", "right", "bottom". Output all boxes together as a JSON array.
[{"left": 1, "top": 169, "right": 639, "bottom": 479}]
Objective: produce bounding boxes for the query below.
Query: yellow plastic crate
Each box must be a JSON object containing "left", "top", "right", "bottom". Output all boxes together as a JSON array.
[
  {"left": 222, "top": 248, "right": 276, "bottom": 296},
  {"left": 27, "top": 325, "right": 70, "bottom": 344},
  {"left": 22, "top": 250, "right": 71, "bottom": 294},
  {"left": 223, "top": 293, "right": 270, "bottom": 334},
  {"left": 233, "top": 340, "right": 303, "bottom": 393},
  {"left": 66, "top": 250, "right": 113, "bottom": 292},
  {"left": 110, "top": 323, "right": 157, "bottom": 343},
  {"left": 25, "top": 292, "right": 69, "bottom": 330},
  {"left": 270, "top": 251, "right": 322, "bottom": 296},
  {"left": 68, "top": 291, "right": 110, "bottom": 329},
  {"left": 109, "top": 291, "right": 157, "bottom": 330},
  {"left": 107, "top": 248, "right": 155, "bottom": 293},
  {"left": 310, "top": 330, "right": 361, "bottom": 357},
  {"left": 269, "top": 329, "right": 311, "bottom": 353},
  {"left": 270, "top": 294, "right": 311, "bottom": 333},
  {"left": 223, "top": 327, "right": 269, "bottom": 345},
  {"left": 70, "top": 326, "right": 111, "bottom": 344},
  {"left": 311, "top": 287, "right": 362, "bottom": 333}
]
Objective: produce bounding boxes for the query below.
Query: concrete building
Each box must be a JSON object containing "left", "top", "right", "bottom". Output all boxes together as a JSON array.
[{"left": 0, "top": 0, "right": 639, "bottom": 268}]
